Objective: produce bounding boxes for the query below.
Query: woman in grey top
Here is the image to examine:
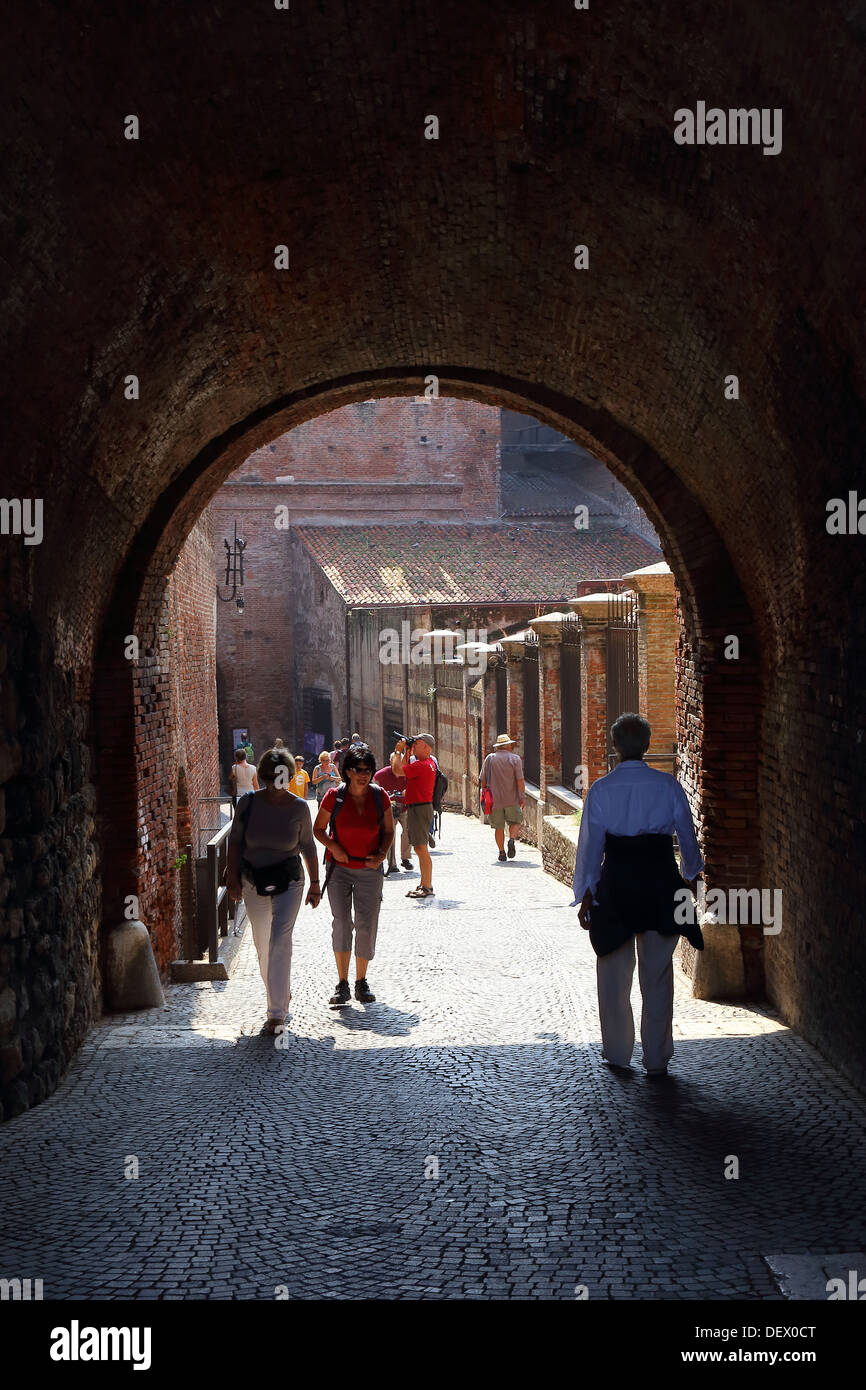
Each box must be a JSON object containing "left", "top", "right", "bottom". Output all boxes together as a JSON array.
[{"left": 226, "top": 748, "right": 321, "bottom": 1033}]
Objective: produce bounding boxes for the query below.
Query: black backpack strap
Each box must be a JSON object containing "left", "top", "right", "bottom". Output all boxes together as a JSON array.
[
  {"left": 327, "top": 785, "right": 347, "bottom": 839},
  {"left": 370, "top": 783, "right": 387, "bottom": 846}
]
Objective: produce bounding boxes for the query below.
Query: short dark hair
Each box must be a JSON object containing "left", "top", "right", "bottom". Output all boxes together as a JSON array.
[
  {"left": 234, "top": 747, "right": 247, "bottom": 759},
  {"left": 257, "top": 748, "right": 296, "bottom": 784},
  {"left": 611, "top": 713, "right": 651, "bottom": 760},
  {"left": 342, "top": 747, "right": 377, "bottom": 779}
]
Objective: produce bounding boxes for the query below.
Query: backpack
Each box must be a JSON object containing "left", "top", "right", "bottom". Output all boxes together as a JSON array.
[
  {"left": 327, "top": 782, "right": 387, "bottom": 857},
  {"left": 432, "top": 766, "right": 448, "bottom": 813}
]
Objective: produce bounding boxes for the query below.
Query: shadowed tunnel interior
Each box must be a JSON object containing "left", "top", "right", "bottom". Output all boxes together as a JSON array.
[{"left": 0, "top": 1, "right": 864, "bottom": 1123}]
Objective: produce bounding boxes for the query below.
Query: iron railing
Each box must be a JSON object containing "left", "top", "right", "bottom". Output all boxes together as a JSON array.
[
  {"left": 194, "top": 820, "right": 234, "bottom": 965},
  {"left": 605, "top": 592, "right": 639, "bottom": 762}
]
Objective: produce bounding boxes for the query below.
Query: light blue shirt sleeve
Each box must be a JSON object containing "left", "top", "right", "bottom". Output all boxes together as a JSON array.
[
  {"left": 672, "top": 781, "right": 704, "bottom": 881},
  {"left": 571, "top": 785, "right": 607, "bottom": 904}
]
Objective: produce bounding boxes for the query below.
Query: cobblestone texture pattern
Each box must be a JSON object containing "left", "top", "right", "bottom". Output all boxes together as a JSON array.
[{"left": 1, "top": 814, "right": 864, "bottom": 1301}]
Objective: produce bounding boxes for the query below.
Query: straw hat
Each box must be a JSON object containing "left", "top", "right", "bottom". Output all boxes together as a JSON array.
[{"left": 493, "top": 734, "right": 516, "bottom": 747}]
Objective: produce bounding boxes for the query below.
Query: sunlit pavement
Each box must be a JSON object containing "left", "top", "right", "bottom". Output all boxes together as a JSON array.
[{"left": 1, "top": 813, "right": 864, "bottom": 1300}]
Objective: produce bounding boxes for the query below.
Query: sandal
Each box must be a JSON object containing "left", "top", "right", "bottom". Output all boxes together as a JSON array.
[{"left": 406, "top": 886, "right": 435, "bottom": 898}]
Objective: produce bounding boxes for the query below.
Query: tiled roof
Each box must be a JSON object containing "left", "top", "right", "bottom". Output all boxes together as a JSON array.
[{"left": 295, "top": 525, "right": 662, "bottom": 606}]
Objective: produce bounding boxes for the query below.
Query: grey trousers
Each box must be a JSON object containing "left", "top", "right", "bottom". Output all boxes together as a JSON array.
[
  {"left": 327, "top": 863, "right": 384, "bottom": 959},
  {"left": 596, "top": 931, "right": 678, "bottom": 1071},
  {"left": 242, "top": 877, "right": 305, "bottom": 1019}
]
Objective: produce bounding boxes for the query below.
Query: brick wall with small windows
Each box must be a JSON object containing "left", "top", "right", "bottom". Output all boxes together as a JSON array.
[{"left": 235, "top": 398, "right": 501, "bottom": 520}]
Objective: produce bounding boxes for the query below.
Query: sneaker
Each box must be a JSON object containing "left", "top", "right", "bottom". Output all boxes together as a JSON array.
[
  {"left": 354, "top": 978, "right": 375, "bottom": 1003},
  {"left": 507, "top": 837, "right": 516, "bottom": 858},
  {"left": 427, "top": 833, "right": 436, "bottom": 849},
  {"left": 401, "top": 858, "right": 413, "bottom": 870},
  {"left": 498, "top": 851, "right": 507, "bottom": 862},
  {"left": 384, "top": 864, "right": 398, "bottom": 876},
  {"left": 329, "top": 979, "right": 351, "bottom": 1006}
]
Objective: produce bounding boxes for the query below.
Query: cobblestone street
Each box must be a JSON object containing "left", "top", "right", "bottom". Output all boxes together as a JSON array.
[{"left": 1, "top": 813, "right": 864, "bottom": 1301}]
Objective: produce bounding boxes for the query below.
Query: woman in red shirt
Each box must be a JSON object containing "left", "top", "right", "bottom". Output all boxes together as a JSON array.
[{"left": 313, "top": 746, "right": 395, "bottom": 1006}]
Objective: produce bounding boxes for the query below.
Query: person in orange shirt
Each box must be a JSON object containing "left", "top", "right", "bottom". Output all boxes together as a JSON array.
[{"left": 289, "top": 755, "right": 311, "bottom": 800}]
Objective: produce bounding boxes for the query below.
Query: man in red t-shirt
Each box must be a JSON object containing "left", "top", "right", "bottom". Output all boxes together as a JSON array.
[
  {"left": 392, "top": 733, "right": 437, "bottom": 898},
  {"left": 374, "top": 762, "right": 412, "bottom": 874}
]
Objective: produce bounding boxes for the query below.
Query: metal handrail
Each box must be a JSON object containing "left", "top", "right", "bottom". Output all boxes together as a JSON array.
[{"left": 195, "top": 820, "right": 234, "bottom": 964}]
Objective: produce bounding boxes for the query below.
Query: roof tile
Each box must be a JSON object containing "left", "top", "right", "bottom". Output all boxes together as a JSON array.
[{"left": 296, "top": 525, "right": 662, "bottom": 605}]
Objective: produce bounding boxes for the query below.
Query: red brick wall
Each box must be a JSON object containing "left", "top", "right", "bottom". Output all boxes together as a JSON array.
[
  {"left": 208, "top": 500, "right": 295, "bottom": 774},
  {"left": 237, "top": 398, "right": 500, "bottom": 520},
  {"left": 133, "top": 514, "right": 220, "bottom": 971}
]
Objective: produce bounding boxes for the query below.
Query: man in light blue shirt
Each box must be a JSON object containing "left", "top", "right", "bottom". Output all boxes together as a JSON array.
[{"left": 573, "top": 713, "right": 704, "bottom": 1076}]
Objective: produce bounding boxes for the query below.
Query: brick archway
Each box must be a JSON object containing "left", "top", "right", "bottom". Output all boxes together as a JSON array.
[
  {"left": 92, "top": 369, "right": 763, "bottom": 995},
  {"left": 3, "top": 3, "right": 864, "bottom": 1116}
]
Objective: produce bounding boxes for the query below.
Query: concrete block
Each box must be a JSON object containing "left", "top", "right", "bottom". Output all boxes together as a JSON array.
[
  {"left": 104, "top": 921, "right": 165, "bottom": 1011},
  {"left": 690, "top": 919, "right": 746, "bottom": 1000}
]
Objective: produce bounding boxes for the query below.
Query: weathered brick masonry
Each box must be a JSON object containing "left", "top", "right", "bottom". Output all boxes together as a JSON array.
[
  {"left": 133, "top": 516, "right": 220, "bottom": 972},
  {"left": 2, "top": 2, "right": 864, "bottom": 1114}
]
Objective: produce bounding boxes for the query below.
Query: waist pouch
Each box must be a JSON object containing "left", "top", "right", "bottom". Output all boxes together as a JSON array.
[{"left": 243, "top": 855, "right": 302, "bottom": 896}]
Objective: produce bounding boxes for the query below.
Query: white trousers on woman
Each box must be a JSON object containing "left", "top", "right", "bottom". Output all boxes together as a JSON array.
[
  {"left": 596, "top": 930, "right": 678, "bottom": 1071},
  {"left": 242, "top": 878, "right": 305, "bottom": 1019}
]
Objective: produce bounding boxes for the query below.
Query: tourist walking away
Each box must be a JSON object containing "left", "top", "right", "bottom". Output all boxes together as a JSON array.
[
  {"left": 375, "top": 758, "right": 411, "bottom": 873},
  {"left": 573, "top": 713, "right": 705, "bottom": 1076},
  {"left": 480, "top": 733, "right": 525, "bottom": 861},
  {"left": 332, "top": 738, "right": 350, "bottom": 776},
  {"left": 392, "top": 734, "right": 437, "bottom": 898},
  {"left": 289, "top": 754, "right": 310, "bottom": 799},
  {"left": 314, "top": 746, "right": 394, "bottom": 1004},
  {"left": 312, "top": 750, "right": 340, "bottom": 803},
  {"left": 229, "top": 746, "right": 258, "bottom": 809},
  {"left": 226, "top": 749, "right": 321, "bottom": 1034}
]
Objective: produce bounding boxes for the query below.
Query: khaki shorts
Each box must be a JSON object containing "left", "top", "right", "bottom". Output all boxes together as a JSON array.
[
  {"left": 406, "top": 801, "right": 434, "bottom": 846},
  {"left": 489, "top": 804, "right": 523, "bottom": 830}
]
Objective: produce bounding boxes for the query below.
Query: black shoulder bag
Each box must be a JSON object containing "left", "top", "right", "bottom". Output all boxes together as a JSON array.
[{"left": 238, "top": 793, "right": 303, "bottom": 897}]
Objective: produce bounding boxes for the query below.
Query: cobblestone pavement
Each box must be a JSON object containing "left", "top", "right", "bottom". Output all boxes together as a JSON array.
[{"left": 1, "top": 813, "right": 865, "bottom": 1301}]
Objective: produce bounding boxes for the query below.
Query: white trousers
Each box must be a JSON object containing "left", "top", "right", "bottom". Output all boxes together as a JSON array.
[
  {"left": 596, "top": 930, "right": 678, "bottom": 1071},
  {"left": 242, "top": 878, "right": 305, "bottom": 1019}
]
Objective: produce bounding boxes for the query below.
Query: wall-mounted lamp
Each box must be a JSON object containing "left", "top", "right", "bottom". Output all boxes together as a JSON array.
[{"left": 217, "top": 520, "right": 246, "bottom": 607}]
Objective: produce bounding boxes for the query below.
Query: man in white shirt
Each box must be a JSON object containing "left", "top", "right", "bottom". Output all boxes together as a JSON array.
[
  {"left": 573, "top": 713, "right": 704, "bottom": 1077},
  {"left": 229, "top": 747, "right": 258, "bottom": 808}
]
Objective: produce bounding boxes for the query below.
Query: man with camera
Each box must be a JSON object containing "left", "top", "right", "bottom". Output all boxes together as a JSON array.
[{"left": 392, "top": 734, "right": 437, "bottom": 899}]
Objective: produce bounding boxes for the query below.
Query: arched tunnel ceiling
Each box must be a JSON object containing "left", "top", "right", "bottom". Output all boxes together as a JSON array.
[{"left": 2, "top": 2, "right": 864, "bottom": 666}]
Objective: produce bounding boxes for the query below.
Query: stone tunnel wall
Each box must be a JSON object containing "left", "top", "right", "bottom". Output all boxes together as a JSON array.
[{"left": 2, "top": 0, "right": 865, "bottom": 1117}]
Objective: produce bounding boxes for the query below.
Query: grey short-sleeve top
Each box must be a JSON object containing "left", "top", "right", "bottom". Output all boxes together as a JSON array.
[{"left": 229, "top": 791, "right": 316, "bottom": 868}]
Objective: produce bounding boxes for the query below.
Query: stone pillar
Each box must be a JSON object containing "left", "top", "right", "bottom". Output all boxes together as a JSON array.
[
  {"left": 623, "top": 563, "right": 677, "bottom": 764},
  {"left": 571, "top": 595, "right": 611, "bottom": 789},
  {"left": 530, "top": 622, "right": 564, "bottom": 805}
]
